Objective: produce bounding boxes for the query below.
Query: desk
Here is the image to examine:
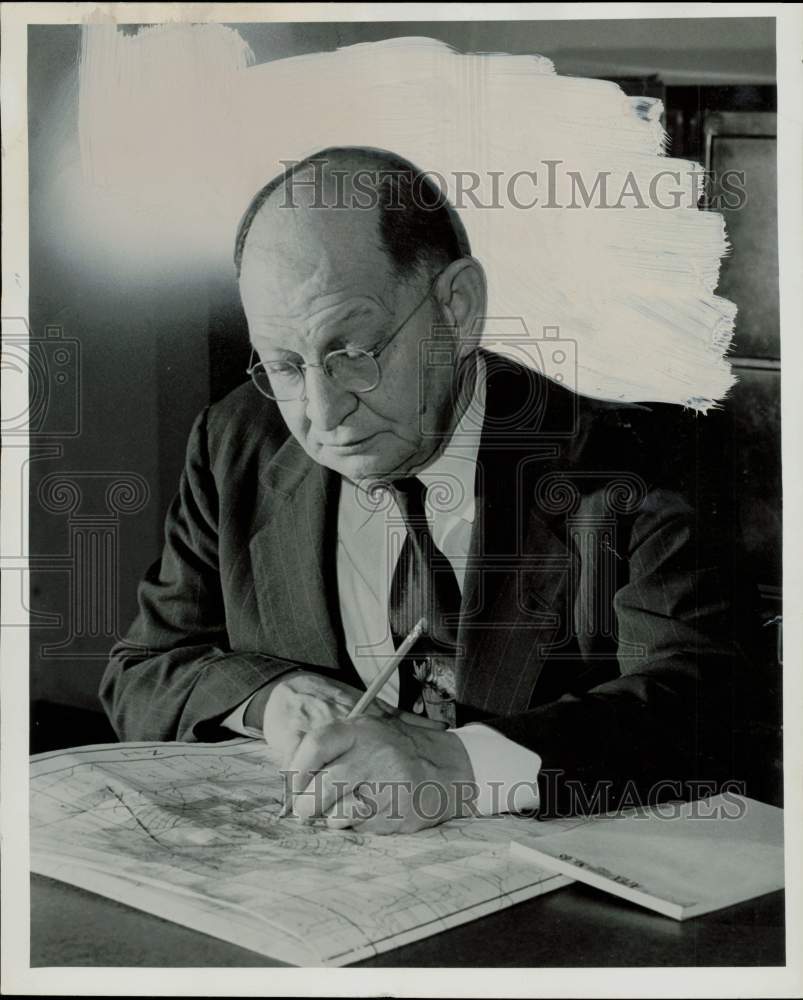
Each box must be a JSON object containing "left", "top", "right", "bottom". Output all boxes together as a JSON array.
[{"left": 31, "top": 875, "right": 784, "bottom": 967}]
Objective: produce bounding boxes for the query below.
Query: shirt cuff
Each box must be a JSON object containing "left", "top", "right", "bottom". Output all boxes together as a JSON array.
[
  {"left": 453, "top": 723, "right": 541, "bottom": 816},
  {"left": 222, "top": 693, "right": 264, "bottom": 740}
]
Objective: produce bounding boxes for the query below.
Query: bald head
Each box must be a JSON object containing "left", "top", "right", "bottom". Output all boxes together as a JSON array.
[
  {"left": 234, "top": 147, "right": 470, "bottom": 283},
  {"left": 238, "top": 160, "right": 395, "bottom": 316},
  {"left": 236, "top": 147, "right": 485, "bottom": 485}
]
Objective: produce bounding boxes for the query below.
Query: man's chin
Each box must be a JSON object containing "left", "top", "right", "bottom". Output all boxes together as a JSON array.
[
  {"left": 327, "top": 456, "right": 399, "bottom": 485},
  {"left": 316, "top": 443, "right": 412, "bottom": 485}
]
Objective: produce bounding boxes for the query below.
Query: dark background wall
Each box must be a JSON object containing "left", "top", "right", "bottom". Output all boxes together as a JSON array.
[{"left": 27, "top": 19, "right": 780, "bottom": 768}]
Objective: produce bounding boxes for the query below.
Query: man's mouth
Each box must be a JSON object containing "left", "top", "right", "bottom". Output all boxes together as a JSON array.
[{"left": 324, "top": 432, "right": 380, "bottom": 453}]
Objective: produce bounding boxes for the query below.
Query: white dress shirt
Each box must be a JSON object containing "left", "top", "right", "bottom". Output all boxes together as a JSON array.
[{"left": 225, "top": 354, "right": 541, "bottom": 815}]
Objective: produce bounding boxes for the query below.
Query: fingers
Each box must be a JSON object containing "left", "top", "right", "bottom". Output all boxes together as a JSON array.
[
  {"left": 323, "top": 786, "right": 377, "bottom": 830},
  {"left": 323, "top": 790, "right": 360, "bottom": 830},
  {"left": 321, "top": 783, "right": 405, "bottom": 833},
  {"left": 364, "top": 698, "right": 392, "bottom": 718},
  {"left": 395, "top": 710, "right": 448, "bottom": 730},
  {"left": 294, "top": 691, "right": 353, "bottom": 728},
  {"left": 264, "top": 684, "right": 358, "bottom": 762},
  {"left": 293, "top": 761, "right": 354, "bottom": 824},
  {"left": 373, "top": 700, "right": 448, "bottom": 730},
  {"left": 269, "top": 727, "right": 305, "bottom": 764},
  {"left": 281, "top": 716, "right": 452, "bottom": 830},
  {"left": 350, "top": 782, "right": 417, "bottom": 835},
  {"left": 284, "top": 721, "right": 356, "bottom": 815}
]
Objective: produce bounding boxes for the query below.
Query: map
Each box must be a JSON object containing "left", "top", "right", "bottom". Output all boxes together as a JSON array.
[{"left": 31, "top": 739, "right": 571, "bottom": 965}]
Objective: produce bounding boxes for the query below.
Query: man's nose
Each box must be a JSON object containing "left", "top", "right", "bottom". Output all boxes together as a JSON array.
[{"left": 302, "top": 366, "right": 356, "bottom": 431}]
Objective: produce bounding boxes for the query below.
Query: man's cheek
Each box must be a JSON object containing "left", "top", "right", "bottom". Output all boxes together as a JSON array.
[{"left": 277, "top": 403, "right": 308, "bottom": 440}]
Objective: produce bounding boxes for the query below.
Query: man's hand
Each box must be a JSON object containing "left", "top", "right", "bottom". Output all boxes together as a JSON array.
[
  {"left": 283, "top": 716, "right": 477, "bottom": 834},
  {"left": 256, "top": 672, "right": 442, "bottom": 761}
]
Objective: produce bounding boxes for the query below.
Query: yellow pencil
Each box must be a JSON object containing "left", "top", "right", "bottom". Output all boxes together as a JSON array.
[
  {"left": 347, "top": 616, "right": 426, "bottom": 719},
  {"left": 278, "top": 617, "right": 426, "bottom": 818}
]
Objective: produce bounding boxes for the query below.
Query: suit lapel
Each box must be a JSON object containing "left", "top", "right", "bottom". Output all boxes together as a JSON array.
[
  {"left": 457, "top": 357, "right": 579, "bottom": 716},
  {"left": 245, "top": 353, "right": 584, "bottom": 707},
  {"left": 248, "top": 434, "right": 348, "bottom": 673}
]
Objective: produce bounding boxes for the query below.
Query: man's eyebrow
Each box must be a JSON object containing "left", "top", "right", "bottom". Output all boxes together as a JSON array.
[{"left": 323, "top": 304, "right": 391, "bottom": 345}]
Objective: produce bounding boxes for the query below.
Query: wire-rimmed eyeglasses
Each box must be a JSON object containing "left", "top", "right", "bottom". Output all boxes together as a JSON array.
[{"left": 246, "top": 269, "right": 443, "bottom": 402}]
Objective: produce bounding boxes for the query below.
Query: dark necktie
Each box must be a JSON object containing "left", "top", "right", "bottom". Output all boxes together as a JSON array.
[{"left": 387, "top": 477, "right": 462, "bottom": 717}]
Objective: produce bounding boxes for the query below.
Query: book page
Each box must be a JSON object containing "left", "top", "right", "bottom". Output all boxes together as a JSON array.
[{"left": 512, "top": 795, "right": 784, "bottom": 920}]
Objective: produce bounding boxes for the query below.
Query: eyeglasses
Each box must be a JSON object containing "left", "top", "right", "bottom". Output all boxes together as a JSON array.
[{"left": 246, "top": 270, "right": 443, "bottom": 402}]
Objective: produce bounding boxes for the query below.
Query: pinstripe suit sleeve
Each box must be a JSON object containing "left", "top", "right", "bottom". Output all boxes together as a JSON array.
[
  {"left": 484, "top": 485, "right": 745, "bottom": 816},
  {"left": 100, "top": 408, "right": 303, "bottom": 743}
]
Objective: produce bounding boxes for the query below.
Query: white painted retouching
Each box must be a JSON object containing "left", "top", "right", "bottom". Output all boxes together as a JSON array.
[{"left": 75, "top": 25, "right": 737, "bottom": 409}]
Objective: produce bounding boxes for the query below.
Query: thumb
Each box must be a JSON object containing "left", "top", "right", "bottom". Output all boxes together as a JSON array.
[
  {"left": 374, "top": 701, "right": 446, "bottom": 729},
  {"left": 396, "top": 709, "right": 448, "bottom": 730}
]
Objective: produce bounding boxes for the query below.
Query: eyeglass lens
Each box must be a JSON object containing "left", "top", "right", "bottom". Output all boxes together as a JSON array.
[{"left": 251, "top": 350, "right": 380, "bottom": 401}]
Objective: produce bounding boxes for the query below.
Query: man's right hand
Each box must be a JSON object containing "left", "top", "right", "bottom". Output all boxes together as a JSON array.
[{"left": 247, "top": 671, "right": 443, "bottom": 762}]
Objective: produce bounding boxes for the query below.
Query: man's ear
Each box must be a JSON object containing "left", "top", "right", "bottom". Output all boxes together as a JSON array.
[{"left": 435, "top": 257, "right": 487, "bottom": 345}]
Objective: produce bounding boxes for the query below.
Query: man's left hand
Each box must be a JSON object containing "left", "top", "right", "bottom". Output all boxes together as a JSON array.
[{"left": 283, "top": 716, "right": 477, "bottom": 833}]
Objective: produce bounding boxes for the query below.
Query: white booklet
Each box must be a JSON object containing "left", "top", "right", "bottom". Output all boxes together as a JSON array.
[
  {"left": 511, "top": 794, "right": 784, "bottom": 920},
  {"left": 30, "top": 738, "right": 571, "bottom": 966}
]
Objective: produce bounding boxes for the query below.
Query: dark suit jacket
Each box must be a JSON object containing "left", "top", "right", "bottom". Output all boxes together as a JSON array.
[{"left": 101, "top": 351, "right": 746, "bottom": 815}]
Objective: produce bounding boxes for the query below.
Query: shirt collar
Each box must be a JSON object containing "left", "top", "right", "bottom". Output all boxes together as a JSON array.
[{"left": 416, "top": 351, "right": 485, "bottom": 526}]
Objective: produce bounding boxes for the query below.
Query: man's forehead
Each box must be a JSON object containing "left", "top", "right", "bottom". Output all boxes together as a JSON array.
[
  {"left": 247, "top": 211, "right": 376, "bottom": 269},
  {"left": 239, "top": 192, "right": 398, "bottom": 315},
  {"left": 248, "top": 166, "right": 385, "bottom": 253}
]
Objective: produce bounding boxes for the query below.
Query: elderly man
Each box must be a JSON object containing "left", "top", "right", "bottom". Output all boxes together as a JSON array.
[{"left": 101, "top": 147, "right": 743, "bottom": 832}]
